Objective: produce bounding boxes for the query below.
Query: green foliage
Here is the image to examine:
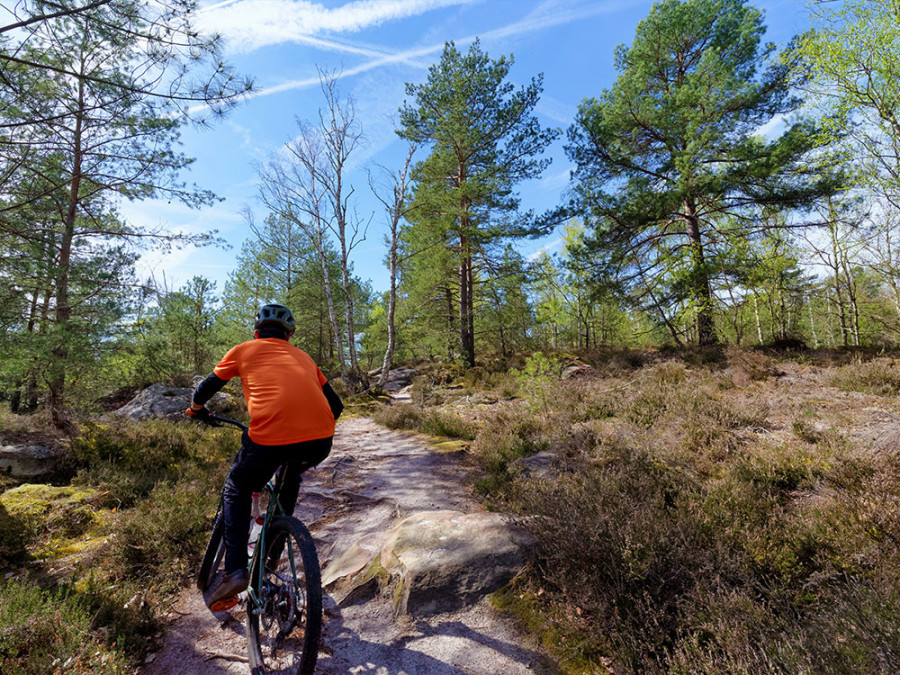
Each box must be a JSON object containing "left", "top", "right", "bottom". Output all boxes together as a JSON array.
[
  {"left": 472, "top": 352, "right": 900, "bottom": 671},
  {"left": 122, "top": 277, "right": 220, "bottom": 385},
  {"left": 219, "top": 215, "right": 373, "bottom": 375},
  {"left": 0, "top": 578, "right": 137, "bottom": 674},
  {"left": 792, "top": 0, "right": 900, "bottom": 195},
  {"left": 398, "top": 39, "right": 559, "bottom": 365},
  {"left": 567, "top": 0, "right": 842, "bottom": 346},
  {"left": 512, "top": 352, "right": 562, "bottom": 413}
]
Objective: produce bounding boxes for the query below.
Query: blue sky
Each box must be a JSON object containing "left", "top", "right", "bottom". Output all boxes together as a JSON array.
[{"left": 127, "top": 0, "right": 812, "bottom": 296}]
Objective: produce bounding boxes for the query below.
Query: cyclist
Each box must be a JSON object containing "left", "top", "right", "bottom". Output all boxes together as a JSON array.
[{"left": 186, "top": 303, "right": 343, "bottom": 609}]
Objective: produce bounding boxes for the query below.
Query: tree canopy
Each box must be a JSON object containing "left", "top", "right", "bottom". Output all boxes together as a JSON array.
[{"left": 566, "top": 0, "right": 842, "bottom": 345}]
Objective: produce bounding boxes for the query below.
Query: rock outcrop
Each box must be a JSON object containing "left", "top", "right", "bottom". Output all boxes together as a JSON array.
[
  {"left": 367, "top": 367, "right": 418, "bottom": 393},
  {"left": 113, "top": 382, "right": 228, "bottom": 420},
  {"left": 0, "top": 443, "right": 64, "bottom": 478},
  {"left": 511, "top": 450, "right": 561, "bottom": 480},
  {"left": 323, "top": 509, "right": 534, "bottom": 617}
]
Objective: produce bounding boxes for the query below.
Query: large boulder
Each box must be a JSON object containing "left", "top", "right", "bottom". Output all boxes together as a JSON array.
[
  {"left": 113, "top": 383, "right": 229, "bottom": 420},
  {"left": 561, "top": 362, "right": 598, "bottom": 380},
  {"left": 325, "top": 510, "right": 534, "bottom": 617},
  {"left": 113, "top": 383, "right": 192, "bottom": 420},
  {"left": 368, "top": 367, "right": 418, "bottom": 393},
  {"left": 0, "top": 444, "right": 64, "bottom": 478},
  {"left": 381, "top": 511, "right": 535, "bottom": 616}
]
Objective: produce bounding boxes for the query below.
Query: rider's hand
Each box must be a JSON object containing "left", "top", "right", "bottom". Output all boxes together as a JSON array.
[{"left": 185, "top": 405, "right": 212, "bottom": 422}]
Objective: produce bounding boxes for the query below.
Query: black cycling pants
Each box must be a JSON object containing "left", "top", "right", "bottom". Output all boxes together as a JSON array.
[{"left": 222, "top": 433, "right": 332, "bottom": 574}]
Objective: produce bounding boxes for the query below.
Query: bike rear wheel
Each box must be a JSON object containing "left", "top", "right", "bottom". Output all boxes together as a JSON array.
[{"left": 247, "top": 516, "right": 322, "bottom": 675}]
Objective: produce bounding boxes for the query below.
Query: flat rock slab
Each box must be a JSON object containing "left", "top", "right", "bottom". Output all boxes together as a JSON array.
[
  {"left": 0, "top": 444, "right": 63, "bottom": 478},
  {"left": 381, "top": 510, "right": 535, "bottom": 617}
]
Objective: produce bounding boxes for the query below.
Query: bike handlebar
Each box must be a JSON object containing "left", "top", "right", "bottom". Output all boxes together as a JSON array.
[{"left": 206, "top": 413, "right": 249, "bottom": 433}]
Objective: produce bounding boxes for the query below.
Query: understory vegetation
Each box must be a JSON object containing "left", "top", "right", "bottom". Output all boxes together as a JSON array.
[
  {"left": 0, "top": 417, "right": 241, "bottom": 672},
  {"left": 465, "top": 350, "right": 900, "bottom": 673},
  {"left": 377, "top": 348, "right": 900, "bottom": 672},
  {"left": 3, "top": 348, "right": 900, "bottom": 672}
]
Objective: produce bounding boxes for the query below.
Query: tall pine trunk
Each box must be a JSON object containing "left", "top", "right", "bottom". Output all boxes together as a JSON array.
[
  {"left": 685, "top": 202, "right": 716, "bottom": 346},
  {"left": 48, "top": 69, "right": 85, "bottom": 429}
]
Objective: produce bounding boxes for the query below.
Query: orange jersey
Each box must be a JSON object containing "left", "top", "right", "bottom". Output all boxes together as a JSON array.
[{"left": 213, "top": 339, "right": 335, "bottom": 445}]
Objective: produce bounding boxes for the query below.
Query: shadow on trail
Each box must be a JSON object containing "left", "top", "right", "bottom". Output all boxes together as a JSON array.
[
  {"left": 318, "top": 595, "right": 552, "bottom": 674},
  {"left": 403, "top": 619, "right": 551, "bottom": 669}
]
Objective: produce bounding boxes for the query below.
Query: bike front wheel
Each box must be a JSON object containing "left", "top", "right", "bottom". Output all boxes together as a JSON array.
[
  {"left": 247, "top": 516, "right": 322, "bottom": 675},
  {"left": 197, "top": 510, "right": 225, "bottom": 592}
]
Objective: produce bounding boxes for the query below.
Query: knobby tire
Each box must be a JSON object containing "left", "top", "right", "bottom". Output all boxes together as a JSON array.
[
  {"left": 247, "top": 515, "right": 322, "bottom": 675},
  {"left": 197, "top": 510, "right": 225, "bottom": 592}
]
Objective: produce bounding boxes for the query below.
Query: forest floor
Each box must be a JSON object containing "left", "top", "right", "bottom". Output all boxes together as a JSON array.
[{"left": 142, "top": 416, "right": 555, "bottom": 675}]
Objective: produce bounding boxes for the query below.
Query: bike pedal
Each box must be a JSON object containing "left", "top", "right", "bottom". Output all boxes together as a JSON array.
[{"left": 209, "top": 595, "right": 239, "bottom": 612}]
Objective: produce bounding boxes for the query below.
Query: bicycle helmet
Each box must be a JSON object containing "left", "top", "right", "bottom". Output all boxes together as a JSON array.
[{"left": 254, "top": 303, "right": 295, "bottom": 333}]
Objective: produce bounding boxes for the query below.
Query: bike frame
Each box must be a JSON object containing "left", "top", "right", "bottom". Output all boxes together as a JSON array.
[
  {"left": 246, "top": 472, "right": 299, "bottom": 612},
  {"left": 206, "top": 414, "right": 301, "bottom": 613}
]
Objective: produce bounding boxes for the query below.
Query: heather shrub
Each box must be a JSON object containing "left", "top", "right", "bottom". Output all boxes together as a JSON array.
[
  {"left": 373, "top": 404, "right": 475, "bottom": 439},
  {"left": 0, "top": 577, "right": 141, "bottom": 674},
  {"left": 471, "top": 404, "right": 549, "bottom": 478},
  {"left": 373, "top": 403, "right": 424, "bottom": 431},
  {"left": 418, "top": 409, "right": 476, "bottom": 439},
  {"left": 111, "top": 477, "right": 220, "bottom": 586},
  {"left": 69, "top": 420, "right": 236, "bottom": 506},
  {"left": 831, "top": 358, "right": 900, "bottom": 395},
  {"left": 471, "top": 353, "right": 900, "bottom": 672}
]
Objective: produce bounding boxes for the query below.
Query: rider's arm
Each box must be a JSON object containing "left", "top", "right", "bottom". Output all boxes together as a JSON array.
[
  {"left": 191, "top": 373, "right": 229, "bottom": 411},
  {"left": 322, "top": 382, "right": 343, "bottom": 420}
]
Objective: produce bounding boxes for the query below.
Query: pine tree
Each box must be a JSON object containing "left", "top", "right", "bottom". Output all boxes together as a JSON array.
[
  {"left": 567, "top": 0, "right": 842, "bottom": 346},
  {"left": 399, "top": 40, "right": 559, "bottom": 366}
]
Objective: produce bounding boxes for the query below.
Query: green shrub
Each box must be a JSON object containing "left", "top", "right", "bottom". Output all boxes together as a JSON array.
[
  {"left": 0, "top": 578, "right": 133, "bottom": 674},
  {"left": 373, "top": 403, "right": 424, "bottom": 431},
  {"left": 69, "top": 420, "right": 236, "bottom": 506},
  {"left": 831, "top": 358, "right": 900, "bottom": 395},
  {"left": 373, "top": 403, "right": 475, "bottom": 439},
  {"left": 511, "top": 352, "right": 562, "bottom": 413},
  {"left": 418, "top": 410, "right": 476, "bottom": 440},
  {"left": 111, "top": 476, "right": 220, "bottom": 586}
]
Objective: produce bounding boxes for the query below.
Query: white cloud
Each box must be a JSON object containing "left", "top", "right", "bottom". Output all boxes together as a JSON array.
[
  {"left": 536, "top": 95, "right": 577, "bottom": 125},
  {"left": 197, "top": 0, "right": 477, "bottom": 54},
  {"left": 526, "top": 237, "right": 563, "bottom": 261},
  {"left": 539, "top": 166, "right": 573, "bottom": 192},
  {"left": 239, "top": 0, "right": 638, "bottom": 99},
  {"left": 755, "top": 113, "right": 787, "bottom": 140},
  {"left": 120, "top": 199, "right": 247, "bottom": 288}
]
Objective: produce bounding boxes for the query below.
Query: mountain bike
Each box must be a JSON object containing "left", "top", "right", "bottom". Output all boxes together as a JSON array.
[{"left": 195, "top": 413, "right": 322, "bottom": 675}]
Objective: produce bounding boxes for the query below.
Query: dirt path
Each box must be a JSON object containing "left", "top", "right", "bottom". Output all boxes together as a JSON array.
[{"left": 143, "top": 417, "right": 550, "bottom": 674}]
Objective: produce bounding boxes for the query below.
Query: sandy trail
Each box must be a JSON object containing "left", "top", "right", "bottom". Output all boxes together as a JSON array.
[{"left": 143, "top": 417, "right": 550, "bottom": 674}]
